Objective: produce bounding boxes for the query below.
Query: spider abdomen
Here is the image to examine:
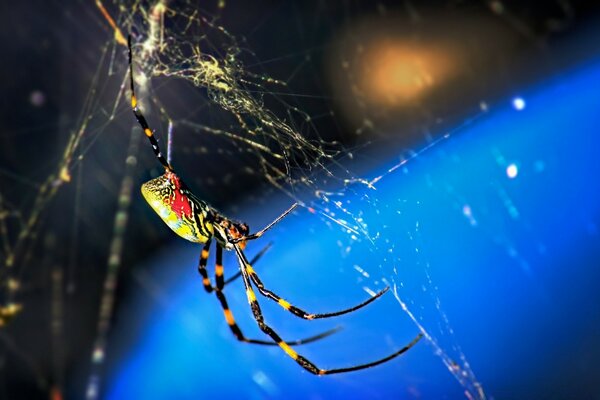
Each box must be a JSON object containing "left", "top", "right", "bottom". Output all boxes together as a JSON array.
[{"left": 141, "top": 171, "right": 214, "bottom": 243}]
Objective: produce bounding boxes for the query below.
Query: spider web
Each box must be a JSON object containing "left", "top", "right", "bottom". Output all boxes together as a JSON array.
[
  {"left": 115, "top": 6, "right": 485, "bottom": 397},
  {"left": 0, "top": 0, "right": 579, "bottom": 398}
]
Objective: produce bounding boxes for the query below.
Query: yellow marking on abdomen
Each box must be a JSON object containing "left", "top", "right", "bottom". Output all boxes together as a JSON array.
[
  {"left": 278, "top": 299, "right": 291, "bottom": 310},
  {"left": 278, "top": 341, "right": 298, "bottom": 360}
]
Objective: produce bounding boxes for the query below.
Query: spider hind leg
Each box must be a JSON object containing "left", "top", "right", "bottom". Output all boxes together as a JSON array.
[
  {"left": 233, "top": 244, "right": 423, "bottom": 374},
  {"left": 201, "top": 242, "right": 341, "bottom": 347}
]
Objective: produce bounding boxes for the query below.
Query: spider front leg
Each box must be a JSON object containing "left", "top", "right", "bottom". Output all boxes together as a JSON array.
[
  {"left": 233, "top": 244, "right": 424, "bottom": 375},
  {"left": 235, "top": 242, "right": 389, "bottom": 320},
  {"left": 231, "top": 203, "right": 298, "bottom": 244}
]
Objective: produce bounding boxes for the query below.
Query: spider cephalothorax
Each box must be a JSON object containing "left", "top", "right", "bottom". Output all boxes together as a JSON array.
[
  {"left": 213, "top": 215, "right": 250, "bottom": 250},
  {"left": 128, "top": 35, "right": 422, "bottom": 375}
]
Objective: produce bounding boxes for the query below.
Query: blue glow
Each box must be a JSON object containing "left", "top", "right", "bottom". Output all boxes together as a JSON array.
[{"left": 107, "top": 60, "right": 600, "bottom": 399}]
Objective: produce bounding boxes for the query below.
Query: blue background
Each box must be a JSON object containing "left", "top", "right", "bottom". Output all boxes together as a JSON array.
[{"left": 106, "top": 58, "right": 600, "bottom": 399}]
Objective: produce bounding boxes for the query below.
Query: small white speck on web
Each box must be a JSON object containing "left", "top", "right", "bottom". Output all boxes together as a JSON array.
[
  {"left": 252, "top": 370, "right": 279, "bottom": 396},
  {"left": 363, "top": 286, "right": 377, "bottom": 297},
  {"left": 353, "top": 264, "right": 370, "bottom": 278}
]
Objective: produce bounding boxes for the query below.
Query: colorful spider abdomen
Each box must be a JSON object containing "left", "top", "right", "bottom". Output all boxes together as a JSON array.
[{"left": 141, "top": 171, "right": 214, "bottom": 243}]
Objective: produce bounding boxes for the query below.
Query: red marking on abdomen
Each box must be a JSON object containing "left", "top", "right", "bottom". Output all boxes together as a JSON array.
[
  {"left": 172, "top": 189, "right": 192, "bottom": 218},
  {"left": 166, "top": 172, "right": 192, "bottom": 218}
]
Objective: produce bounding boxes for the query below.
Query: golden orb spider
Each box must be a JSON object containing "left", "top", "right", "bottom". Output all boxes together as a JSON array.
[{"left": 127, "top": 36, "right": 423, "bottom": 375}]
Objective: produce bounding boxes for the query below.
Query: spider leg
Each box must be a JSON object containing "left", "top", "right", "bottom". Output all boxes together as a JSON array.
[
  {"left": 212, "top": 243, "right": 340, "bottom": 345},
  {"left": 197, "top": 240, "right": 214, "bottom": 293},
  {"left": 212, "top": 286, "right": 340, "bottom": 347},
  {"left": 128, "top": 35, "right": 172, "bottom": 171},
  {"left": 201, "top": 241, "right": 272, "bottom": 290},
  {"left": 233, "top": 244, "right": 423, "bottom": 374},
  {"left": 235, "top": 245, "right": 389, "bottom": 320},
  {"left": 203, "top": 242, "right": 339, "bottom": 346},
  {"left": 223, "top": 242, "right": 273, "bottom": 287},
  {"left": 231, "top": 203, "right": 298, "bottom": 244},
  {"left": 214, "top": 244, "right": 225, "bottom": 291}
]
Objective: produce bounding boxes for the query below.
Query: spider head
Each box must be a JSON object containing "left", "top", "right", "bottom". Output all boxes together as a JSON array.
[
  {"left": 232, "top": 222, "right": 250, "bottom": 249},
  {"left": 141, "top": 170, "right": 213, "bottom": 243},
  {"left": 214, "top": 217, "right": 249, "bottom": 249}
]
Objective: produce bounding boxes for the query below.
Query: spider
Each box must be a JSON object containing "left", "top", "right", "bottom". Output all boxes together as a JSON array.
[{"left": 127, "top": 36, "right": 423, "bottom": 375}]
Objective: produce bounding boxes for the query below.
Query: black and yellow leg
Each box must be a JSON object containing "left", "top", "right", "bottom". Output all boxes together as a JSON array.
[
  {"left": 197, "top": 240, "right": 214, "bottom": 293},
  {"left": 128, "top": 35, "right": 172, "bottom": 171},
  {"left": 236, "top": 246, "right": 389, "bottom": 320},
  {"left": 223, "top": 242, "right": 272, "bottom": 287},
  {"left": 233, "top": 244, "right": 423, "bottom": 374},
  {"left": 215, "top": 244, "right": 225, "bottom": 291},
  {"left": 231, "top": 204, "right": 298, "bottom": 244},
  {"left": 213, "top": 284, "right": 339, "bottom": 346}
]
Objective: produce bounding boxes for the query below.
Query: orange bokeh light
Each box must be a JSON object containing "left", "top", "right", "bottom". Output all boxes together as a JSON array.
[{"left": 358, "top": 41, "right": 456, "bottom": 106}]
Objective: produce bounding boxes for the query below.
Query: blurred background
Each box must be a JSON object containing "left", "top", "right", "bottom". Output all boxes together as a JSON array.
[{"left": 1, "top": 1, "right": 599, "bottom": 399}]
